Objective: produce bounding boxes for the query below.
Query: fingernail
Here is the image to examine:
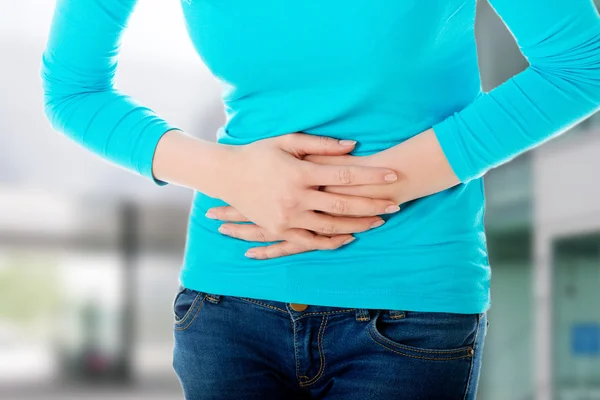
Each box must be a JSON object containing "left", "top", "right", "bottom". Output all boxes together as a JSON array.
[
  {"left": 343, "top": 237, "right": 356, "bottom": 245},
  {"left": 370, "top": 220, "right": 385, "bottom": 229},
  {"left": 339, "top": 139, "right": 356, "bottom": 146},
  {"left": 205, "top": 211, "right": 217, "bottom": 219},
  {"left": 384, "top": 173, "right": 397, "bottom": 182},
  {"left": 385, "top": 205, "right": 400, "bottom": 214},
  {"left": 245, "top": 251, "right": 256, "bottom": 258},
  {"left": 218, "top": 225, "right": 230, "bottom": 235}
]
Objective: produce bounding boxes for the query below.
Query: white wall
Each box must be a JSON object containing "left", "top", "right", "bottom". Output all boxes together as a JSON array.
[
  {"left": 0, "top": 0, "right": 224, "bottom": 206},
  {"left": 534, "top": 130, "right": 600, "bottom": 238}
]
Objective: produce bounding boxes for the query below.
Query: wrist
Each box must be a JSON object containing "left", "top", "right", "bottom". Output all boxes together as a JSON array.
[
  {"left": 152, "top": 130, "right": 238, "bottom": 198},
  {"left": 198, "top": 142, "right": 240, "bottom": 200},
  {"left": 372, "top": 128, "right": 460, "bottom": 203}
]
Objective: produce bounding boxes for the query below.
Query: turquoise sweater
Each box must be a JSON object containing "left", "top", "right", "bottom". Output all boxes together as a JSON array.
[{"left": 42, "top": 0, "right": 600, "bottom": 313}]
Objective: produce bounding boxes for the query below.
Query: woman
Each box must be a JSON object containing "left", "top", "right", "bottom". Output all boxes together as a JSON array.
[{"left": 41, "top": 0, "right": 600, "bottom": 398}]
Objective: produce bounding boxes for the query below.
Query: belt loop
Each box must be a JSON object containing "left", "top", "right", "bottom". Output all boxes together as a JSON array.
[
  {"left": 205, "top": 293, "right": 221, "bottom": 304},
  {"left": 355, "top": 308, "right": 371, "bottom": 322},
  {"left": 388, "top": 309, "right": 406, "bottom": 319}
]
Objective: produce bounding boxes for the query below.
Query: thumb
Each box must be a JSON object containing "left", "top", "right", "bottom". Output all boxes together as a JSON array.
[{"left": 277, "top": 133, "right": 356, "bottom": 157}]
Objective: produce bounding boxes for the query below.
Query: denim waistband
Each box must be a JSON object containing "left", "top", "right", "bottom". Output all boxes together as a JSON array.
[{"left": 200, "top": 291, "right": 410, "bottom": 322}]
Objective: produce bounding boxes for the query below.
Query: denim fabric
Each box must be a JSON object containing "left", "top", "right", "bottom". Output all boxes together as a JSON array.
[{"left": 172, "top": 286, "right": 487, "bottom": 399}]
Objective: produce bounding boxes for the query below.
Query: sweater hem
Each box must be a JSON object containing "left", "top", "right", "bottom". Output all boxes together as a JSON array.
[{"left": 179, "top": 269, "right": 491, "bottom": 315}]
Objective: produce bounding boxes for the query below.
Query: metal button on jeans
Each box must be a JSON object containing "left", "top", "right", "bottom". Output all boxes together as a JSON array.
[{"left": 290, "top": 303, "right": 308, "bottom": 312}]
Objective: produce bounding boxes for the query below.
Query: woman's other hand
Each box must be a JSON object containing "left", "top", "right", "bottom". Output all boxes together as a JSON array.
[{"left": 305, "top": 128, "right": 461, "bottom": 204}]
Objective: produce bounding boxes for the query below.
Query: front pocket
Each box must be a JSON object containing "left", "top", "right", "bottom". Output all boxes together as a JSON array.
[
  {"left": 367, "top": 310, "right": 478, "bottom": 361},
  {"left": 173, "top": 286, "right": 206, "bottom": 330}
]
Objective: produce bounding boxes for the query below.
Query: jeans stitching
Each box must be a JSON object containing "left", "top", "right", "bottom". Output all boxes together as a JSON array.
[
  {"left": 174, "top": 295, "right": 207, "bottom": 332},
  {"left": 293, "top": 318, "right": 301, "bottom": 385},
  {"left": 173, "top": 291, "right": 205, "bottom": 326},
  {"left": 367, "top": 328, "right": 474, "bottom": 361},
  {"left": 370, "top": 317, "right": 474, "bottom": 355},
  {"left": 235, "top": 297, "right": 288, "bottom": 314},
  {"left": 367, "top": 312, "right": 475, "bottom": 357},
  {"left": 299, "top": 314, "right": 328, "bottom": 387},
  {"left": 205, "top": 294, "right": 220, "bottom": 304},
  {"left": 232, "top": 297, "right": 356, "bottom": 318},
  {"left": 296, "top": 309, "right": 355, "bottom": 319},
  {"left": 462, "top": 313, "right": 483, "bottom": 400}
]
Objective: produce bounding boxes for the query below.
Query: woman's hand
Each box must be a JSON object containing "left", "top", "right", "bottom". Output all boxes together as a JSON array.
[
  {"left": 154, "top": 130, "right": 399, "bottom": 256},
  {"left": 206, "top": 128, "right": 461, "bottom": 259},
  {"left": 207, "top": 133, "right": 401, "bottom": 252},
  {"left": 206, "top": 206, "right": 373, "bottom": 258},
  {"left": 205, "top": 205, "right": 387, "bottom": 259}
]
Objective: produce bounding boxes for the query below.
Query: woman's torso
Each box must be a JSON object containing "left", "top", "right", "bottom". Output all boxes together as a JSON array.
[{"left": 178, "top": 0, "right": 491, "bottom": 313}]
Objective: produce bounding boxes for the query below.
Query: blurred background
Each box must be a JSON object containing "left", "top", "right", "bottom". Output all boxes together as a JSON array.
[{"left": 0, "top": 1, "right": 599, "bottom": 399}]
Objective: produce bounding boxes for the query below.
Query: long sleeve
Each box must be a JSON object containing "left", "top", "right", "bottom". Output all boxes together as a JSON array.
[
  {"left": 432, "top": 0, "right": 600, "bottom": 183},
  {"left": 40, "top": 0, "right": 182, "bottom": 185}
]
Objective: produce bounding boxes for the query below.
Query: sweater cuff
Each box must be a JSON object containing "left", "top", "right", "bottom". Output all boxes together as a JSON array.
[
  {"left": 137, "top": 120, "right": 183, "bottom": 186},
  {"left": 432, "top": 115, "right": 479, "bottom": 184}
]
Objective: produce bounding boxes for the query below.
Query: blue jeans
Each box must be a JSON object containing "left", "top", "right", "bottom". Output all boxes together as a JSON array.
[{"left": 172, "top": 286, "right": 487, "bottom": 399}]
